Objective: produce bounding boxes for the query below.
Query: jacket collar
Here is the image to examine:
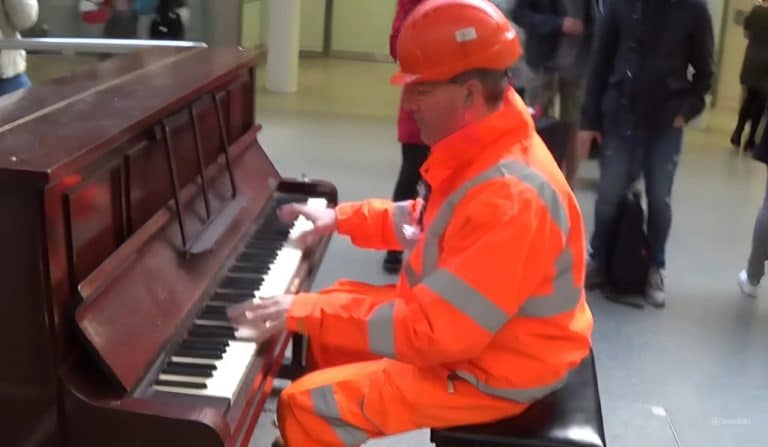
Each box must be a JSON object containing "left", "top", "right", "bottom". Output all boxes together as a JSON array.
[{"left": 420, "top": 87, "right": 534, "bottom": 190}]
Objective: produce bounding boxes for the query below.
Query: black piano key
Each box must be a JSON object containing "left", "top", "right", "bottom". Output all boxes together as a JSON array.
[
  {"left": 231, "top": 263, "right": 271, "bottom": 275},
  {"left": 237, "top": 249, "right": 278, "bottom": 263},
  {"left": 198, "top": 309, "right": 230, "bottom": 322},
  {"left": 180, "top": 340, "right": 227, "bottom": 352},
  {"left": 155, "top": 379, "right": 207, "bottom": 390},
  {"left": 202, "top": 304, "right": 229, "bottom": 314},
  {"left": 211, "top": 291, "right": 256, "bottom": 304},
  {"left": 174, "top": 347, "right": 224, "bottom": 359},
  {"left": 166, "top": 361, "right": 217, "bottom": 372},
  {"left": 188, "top": 325, "right": 236, "bottom": 339},
  {"left": 163, "top": 365, "right": 214, "bottom": 378},
  {"left": 219, "top": 275, "right": 261, "bottom": 291}
]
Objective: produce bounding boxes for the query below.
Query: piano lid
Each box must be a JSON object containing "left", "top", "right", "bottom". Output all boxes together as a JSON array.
[{"left": 0, "top": 47, "right": 262, "bottom": 186}]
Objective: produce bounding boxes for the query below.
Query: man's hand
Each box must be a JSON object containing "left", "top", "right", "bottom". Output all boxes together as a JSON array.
[
  {"left": 578, "top": 130, "right": 602, "bottom": 159},
  {"left": 673, "top": 115, "right": 687, "bottom": 128},
  {"left": 277, "top": 203, "right": 337, "bottom": 246},
  {"left": 226, "top": 294, "right": 294, "bottom": 343},
  {"left": 562, "top": 17, "right": 584, "bottom": 36}
]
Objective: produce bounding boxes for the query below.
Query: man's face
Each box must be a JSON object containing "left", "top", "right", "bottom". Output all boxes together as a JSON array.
[{"left": 402, "top": 80, "right": 477, "bottom": 146}]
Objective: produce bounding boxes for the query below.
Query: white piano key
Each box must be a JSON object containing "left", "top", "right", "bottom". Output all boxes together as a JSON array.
[
  {"left": 153, "top": 197, "right": 329, "bottom": 401},
  {"left": 154, "top": 340, "right": 256, "bottom": 401},
  {"left": 253, "top": 197, "right": 328, "bottom": 298}
]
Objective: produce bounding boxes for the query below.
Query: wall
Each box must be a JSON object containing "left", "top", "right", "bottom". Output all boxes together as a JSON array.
[
  {"left": 713, "top": 0, "right": 756, "bottom": 112},
  {"left": 330, "top": 0, "right": 396, "bottom": 59},
  {"left": 244, "top": 0, "right": 326, "bottom": 52}
]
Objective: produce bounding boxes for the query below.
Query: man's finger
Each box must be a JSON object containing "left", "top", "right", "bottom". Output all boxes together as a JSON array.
[{"left": 277, "top": 203, "right": 303, "bottom": 223}]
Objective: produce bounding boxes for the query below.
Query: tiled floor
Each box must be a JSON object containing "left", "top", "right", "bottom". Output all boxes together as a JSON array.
[
  {"left": 26, "top": 54, "right": 768, "bottom": 446},
  {"left": 248, "top": 57, "right": 768, "bottom": 447}
]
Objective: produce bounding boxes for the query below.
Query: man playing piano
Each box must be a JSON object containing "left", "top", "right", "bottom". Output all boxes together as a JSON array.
[{"left": 229, "top": 0, "right": 593, "bottom": 445}]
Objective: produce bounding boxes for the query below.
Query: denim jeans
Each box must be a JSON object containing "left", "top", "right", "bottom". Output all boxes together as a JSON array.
[
  {"left": 0, "top": 73, "right": 31, "bottom": 97},
  {"left": 746, "top": 168, "right": 768, "bottom": 284},
  {"left": 589, "top": 127, "right": 683, "bottom": 269}
]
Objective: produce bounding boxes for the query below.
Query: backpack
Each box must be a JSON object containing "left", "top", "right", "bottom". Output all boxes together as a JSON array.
[{"left": 604, "top": 189, "right": 650, "bottom": 297}]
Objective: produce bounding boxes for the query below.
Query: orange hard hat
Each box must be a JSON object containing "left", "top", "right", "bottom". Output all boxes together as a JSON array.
[{"left": 391, "top": 0, "right": 522, "bottom": 85}]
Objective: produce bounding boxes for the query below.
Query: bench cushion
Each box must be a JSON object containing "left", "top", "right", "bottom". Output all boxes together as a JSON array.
[{"left": 430, "top": 352, "right": 605, "bottom": 447}]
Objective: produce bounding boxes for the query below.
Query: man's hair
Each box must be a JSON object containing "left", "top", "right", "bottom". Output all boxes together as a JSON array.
[{"left": 449, "top": 69, "right": 510, "bottom": 106}]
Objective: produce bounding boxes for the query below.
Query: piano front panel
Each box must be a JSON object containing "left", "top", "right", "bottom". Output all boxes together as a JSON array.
[
  {"left": 0, "top": 184, "right": 62, "bottom": 446},
  {"left": 74, "top": 138, "right": 281, "bottom": 392},
  {"left": 65, "top": 163, "right": 127, "bottom": 284},
  {"left": 41, "top": 50, "right": 263, "bottom": 378},
  {"left": 127, "top": 136, "right": 175, "bottom": 232}
]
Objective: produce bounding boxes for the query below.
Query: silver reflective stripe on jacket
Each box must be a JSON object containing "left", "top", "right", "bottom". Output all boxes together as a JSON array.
[
  {"left": 311, "top": 385, "right": 369, "bottom": 446},
  {"left": 392, "top": 201, "right": 417, "bottom": 250},
  {"left": 517, "top": 249, "right": 582, "bottom": 318},
  {"left": 452, "top": 370, "right": 569, "bottom": 403},
  {"left": 365, "top": 158, "right": 581, "bottom": 363},
  {"left": 422, "top": 268, "right": 509, "bottom": 333},
  {"left": 408, "top": 159, "right": 570, "bottom": 286},
  {"left": 367, "top": 301, "right": 396, "bottom": 358}
]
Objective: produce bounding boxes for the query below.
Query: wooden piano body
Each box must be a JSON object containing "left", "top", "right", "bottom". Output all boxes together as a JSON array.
[{"left": 0, "top": 47, "right": 336, "bottom": 446}]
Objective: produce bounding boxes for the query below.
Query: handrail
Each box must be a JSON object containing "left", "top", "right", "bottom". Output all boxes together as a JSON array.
[{"left": 0, "top": 37, "right": 207, "bottom": 54}]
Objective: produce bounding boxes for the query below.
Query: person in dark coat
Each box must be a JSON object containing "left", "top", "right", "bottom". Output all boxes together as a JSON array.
[
  {"left": 731, "top": 1, "right": 768, "bottom": 152},
  {"left": 511, "top": 0, "right": 599, "bottom": 185},
  {"left": 579, "top": 0, "right": 714, "bottom": 308}
]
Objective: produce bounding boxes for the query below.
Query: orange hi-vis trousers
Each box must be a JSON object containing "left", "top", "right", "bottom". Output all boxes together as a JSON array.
[{"left": 276, "top": 280, "right": 529, "bottom": 447}]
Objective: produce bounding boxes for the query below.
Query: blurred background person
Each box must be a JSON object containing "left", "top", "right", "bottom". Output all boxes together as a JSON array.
[
  {"left": 382, "top": 0, "right": 429, "bottom": 275},
  {"left": 0, "top": 0, "right": 38, "bottom": 96},
  {"left": 512, "top": 0, "right": 598, "bottom": 185},
  {"left": 730, "top": 0, "right": 768, "bottom": 152},
  {"left": 579, "top": 0, "right": 714, "bottom": 307}
]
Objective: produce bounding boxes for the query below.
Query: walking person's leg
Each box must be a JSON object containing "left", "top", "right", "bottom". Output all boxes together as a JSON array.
[
  {"left": 739, "top": 167, "right": 768, "bottom": 297},
  {"left": 732, "top": 85, "right": 755, "bottom": 148},
  {"left": 642, "top": 127, "right": 684, "bottom": 307},
  {"left": 558, "top": 75, "right": 586, "bottom": 185},
  {"left": 744, "top": 88, "right": 768, "bottom": 151},
  {"left": 585, "top": 135, "right": 643, "bottom": 288}
]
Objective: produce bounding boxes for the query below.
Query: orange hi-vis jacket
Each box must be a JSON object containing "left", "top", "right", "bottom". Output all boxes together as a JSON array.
[{"left": 286, "top": 87, "right": 593, "bottom": 405}]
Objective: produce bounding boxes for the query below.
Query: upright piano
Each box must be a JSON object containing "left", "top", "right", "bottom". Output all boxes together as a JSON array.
[{"left": 0, "top": 47, "right": 336, "bottom": 446}]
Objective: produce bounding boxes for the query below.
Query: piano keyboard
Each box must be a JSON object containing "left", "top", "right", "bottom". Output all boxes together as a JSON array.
[{"left": 152, "top": 195, "right": 328, "bottom": 401}]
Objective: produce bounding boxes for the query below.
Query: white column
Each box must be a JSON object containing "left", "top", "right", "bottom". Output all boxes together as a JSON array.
[{"left": 266, "top": 0, "right": 301, "bottom": 93}]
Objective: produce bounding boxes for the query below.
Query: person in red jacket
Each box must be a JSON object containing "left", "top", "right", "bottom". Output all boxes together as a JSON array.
[
  {"left": 383, "top": 0, "right": 430, "bottom": 274},
  {"left": 230, "top": 1, "right": 593, "bottom": 446}
]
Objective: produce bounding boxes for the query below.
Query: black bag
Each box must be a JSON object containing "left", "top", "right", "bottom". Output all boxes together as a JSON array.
[
  {"left": 604, "top": 189, "right": 650, "bottom": 296},
  {"left": 535, "top": 115, "right": 571, "bottom": 167},
  {"left": 149, "top": 2, "right": 185, "bottom": 40}
]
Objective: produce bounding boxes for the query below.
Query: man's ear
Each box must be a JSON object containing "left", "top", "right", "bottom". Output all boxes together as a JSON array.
[{"left": 465, "top": 79, "right": 483, "bottom": 106}]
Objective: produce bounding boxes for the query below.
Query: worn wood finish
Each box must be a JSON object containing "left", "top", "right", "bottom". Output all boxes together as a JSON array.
[{"left": 0, "top": 47, "right": 337, "bottom": 447}]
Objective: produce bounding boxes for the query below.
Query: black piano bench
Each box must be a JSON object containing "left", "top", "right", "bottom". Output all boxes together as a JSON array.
[{"left": 430, "top": 351, "right": 606, "bottom": 447}]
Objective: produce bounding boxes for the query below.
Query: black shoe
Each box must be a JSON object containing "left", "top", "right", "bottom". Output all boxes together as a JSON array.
[
  {"left": 382, "top": 251, "right": 402, "bottom": 274},
  {"left": 585, "top": 260, "right": 604, "bottom": 291},
  {"left": 271, "top": 435, "right": 284, "bottom": 447},
  {"left": 745, "top": 140, "right": 756, "bottom": 152},
  {"left": 731, "top": 131, "right": 742, "bottom": 148}
]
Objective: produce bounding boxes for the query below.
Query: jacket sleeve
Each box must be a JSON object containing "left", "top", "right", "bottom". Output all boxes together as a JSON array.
[
  {"left": 334, "top": 198, "right": 420, "bottom": 251},
  {"left": 511, "top": 0, "right": 563, "bottom": 37},
  {"left": 580, "top": 0, "right": 619, "bottom": 132},
  {"left": 287, "top": 185, "right": 566, "bottom": 367},
  {"left": 3, "top": 0, "right": 38, "bottom": 31},
  {"left": 678, "top": 2, "right": 714, "bottom": 123}
]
